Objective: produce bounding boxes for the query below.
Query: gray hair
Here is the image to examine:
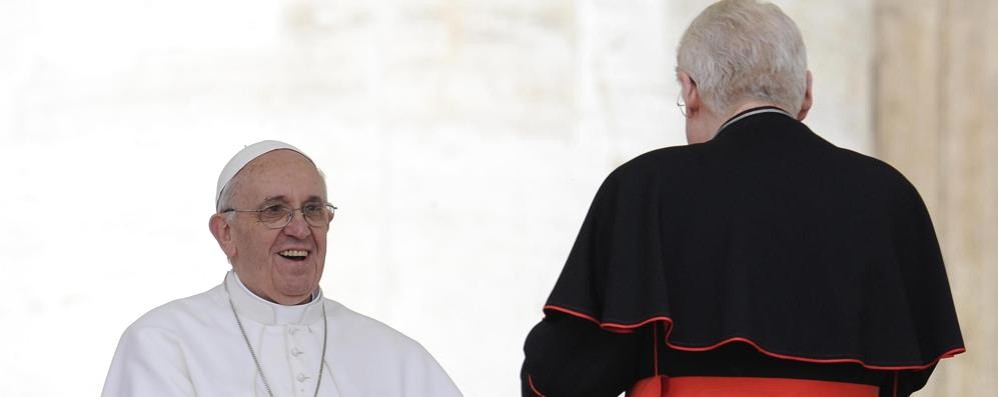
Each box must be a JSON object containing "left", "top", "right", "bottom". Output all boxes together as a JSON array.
[{"left": 677, "top": 0, "right": 808, "bottom": 116}]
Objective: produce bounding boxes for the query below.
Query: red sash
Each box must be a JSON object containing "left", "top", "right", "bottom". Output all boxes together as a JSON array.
[{"left": 628, "top": 375, "right": 879, "bottom": 397}]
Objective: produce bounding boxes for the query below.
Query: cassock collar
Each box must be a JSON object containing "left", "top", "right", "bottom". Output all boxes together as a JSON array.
[
  {"left": 713, "top": 106, "right": 794, "bottom": 139},
  {"left": 225, "top": 271, "right": 325, "bottom": 325}
]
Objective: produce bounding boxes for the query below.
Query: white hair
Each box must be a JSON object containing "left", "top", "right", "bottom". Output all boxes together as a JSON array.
[{"left": 677, "top": 0, "right": 808, "bottom": 116}]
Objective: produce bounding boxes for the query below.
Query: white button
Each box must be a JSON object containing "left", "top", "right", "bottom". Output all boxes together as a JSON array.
[
  {"left": 289, "top": 327, "right": 300, "bottom": 335},
  {"left": 291, "top": 348, "right": 304, "bottom": 357},
  {"left": 297, "top": 373, "right": 310, "bottom": 383}
]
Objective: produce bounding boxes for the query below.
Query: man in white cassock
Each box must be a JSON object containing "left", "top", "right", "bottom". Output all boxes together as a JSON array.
[{"left": 102, "top": 141, "right": 462, "bottom": 397}]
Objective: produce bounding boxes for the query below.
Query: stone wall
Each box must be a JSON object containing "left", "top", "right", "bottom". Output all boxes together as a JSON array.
[{"left": 875, "top": 0, "right": 998, "bottom": 394}]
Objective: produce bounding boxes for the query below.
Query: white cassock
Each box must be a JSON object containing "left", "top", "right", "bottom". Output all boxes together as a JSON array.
[{"left": 102, "top": 271, "right": 462, "bottom": 396}]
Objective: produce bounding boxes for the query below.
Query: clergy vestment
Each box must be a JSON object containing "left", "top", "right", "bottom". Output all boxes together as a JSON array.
[
  {"left": 103, "top": 271, "right": 462, "bottom": 396},
  {"left": 521, "top": 108, "right": 965, "bottom": 397}
]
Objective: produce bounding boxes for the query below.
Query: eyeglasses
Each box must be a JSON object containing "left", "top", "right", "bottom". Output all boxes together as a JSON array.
[
  {"left": 677, "top": 91, "right": 687, "bottom": 117},
  {"left": 222, "top": 203, "right": 338, "bottom": 229}
]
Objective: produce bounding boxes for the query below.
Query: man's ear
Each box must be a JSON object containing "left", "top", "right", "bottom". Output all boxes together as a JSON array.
[
  {"left": 796, "top": 70, "right": 813, "bottom": 121},
  {"left": 209, "top": 214, "right": 237, "bottom": 257},
  {"left": 679, "top": 71, "right": 701, "bottom": 118}
]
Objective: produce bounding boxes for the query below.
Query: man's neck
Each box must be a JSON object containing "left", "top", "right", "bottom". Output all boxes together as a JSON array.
[
  {"left": 232, "top": 272, "right": 316, "bottom": 306},
  {"left": 706, "top": 101, "right": 788, "bottom": 140}
]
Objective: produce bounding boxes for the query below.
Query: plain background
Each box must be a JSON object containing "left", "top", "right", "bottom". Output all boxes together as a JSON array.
[{"left": 1, "top": 1, "right": 890, "bottom": 396}]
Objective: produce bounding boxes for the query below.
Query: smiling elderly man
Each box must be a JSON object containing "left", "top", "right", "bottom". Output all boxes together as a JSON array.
[{"left": 102, "top": 141, "right": 462, "bottom": 397}]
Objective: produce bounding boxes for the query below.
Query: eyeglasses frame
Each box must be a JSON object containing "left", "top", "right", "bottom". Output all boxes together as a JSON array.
[{"left": 221, "top": 203, "right": 338, "bottom": 229}]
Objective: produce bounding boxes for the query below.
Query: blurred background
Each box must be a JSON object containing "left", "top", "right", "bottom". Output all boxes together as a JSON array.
[{"left": 0, "top": 0, "right": 993, "bottom": 396}]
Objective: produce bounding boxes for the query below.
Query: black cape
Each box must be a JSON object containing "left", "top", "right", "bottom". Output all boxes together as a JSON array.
[{"left": 523, "top": 109, "right": 964, "bottom": 397}]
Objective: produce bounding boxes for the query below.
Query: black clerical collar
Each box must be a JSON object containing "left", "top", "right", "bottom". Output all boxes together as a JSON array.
[{"left": 714, "top": 106, "right": 793, "bottom": 139}]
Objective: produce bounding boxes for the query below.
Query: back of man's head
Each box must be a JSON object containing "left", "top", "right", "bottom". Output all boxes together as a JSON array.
[{"left": 677, "top": 0, "right": 808, "bottom": 116}]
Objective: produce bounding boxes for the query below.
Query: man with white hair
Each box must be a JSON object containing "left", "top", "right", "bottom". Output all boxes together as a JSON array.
[
  {"left": 103, "top": 141, "right": 462, "bottom": 396},
  {"left": 521, "top": 1, "right": 964, "bottom": 396}
]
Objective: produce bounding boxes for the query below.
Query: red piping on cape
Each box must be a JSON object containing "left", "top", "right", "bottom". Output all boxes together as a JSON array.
[{"left": 544, "top": 304, "right": 965, "bottom": 372}]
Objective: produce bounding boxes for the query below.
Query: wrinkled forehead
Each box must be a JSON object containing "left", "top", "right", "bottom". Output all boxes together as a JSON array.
[
  {"left": 233, "top": 150, "right": 324, "bottom": 190},
  {"left": 227, "top": 150, "right": 326, "bottom": 205}
]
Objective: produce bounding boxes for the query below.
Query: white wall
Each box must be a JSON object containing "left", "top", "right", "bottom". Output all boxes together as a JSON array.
[{"left": 0, "top": 1, "right": 871, "bottom": 396}]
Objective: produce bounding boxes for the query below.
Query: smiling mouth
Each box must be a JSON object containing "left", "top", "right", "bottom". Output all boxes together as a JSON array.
[{"left": 278, "top": 249, "right": 309, "bottom": 261}]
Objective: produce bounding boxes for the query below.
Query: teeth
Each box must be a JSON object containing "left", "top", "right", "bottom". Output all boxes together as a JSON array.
[{"left": 279, "top": 250, "right": 308, "bottom": 257}]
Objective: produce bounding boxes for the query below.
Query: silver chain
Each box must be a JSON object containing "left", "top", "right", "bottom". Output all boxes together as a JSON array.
[{"left": 225, "top": 282, "right": 328, "bottom": 397}]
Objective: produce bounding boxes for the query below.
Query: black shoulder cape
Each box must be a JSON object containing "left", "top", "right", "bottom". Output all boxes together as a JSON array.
[{"left": 542, "top": 111, "right": 964, "bottom": 371}]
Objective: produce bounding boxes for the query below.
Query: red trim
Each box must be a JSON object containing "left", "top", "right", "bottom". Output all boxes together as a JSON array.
[
  {"left": 528, "top": 375, "right": 546, "bottom": 397},
  {"left": 543, "top": 304, "right": 966, "bottom": 371},
  {"left": 632, "top": 376, "right": 879, "bottom": 396}
]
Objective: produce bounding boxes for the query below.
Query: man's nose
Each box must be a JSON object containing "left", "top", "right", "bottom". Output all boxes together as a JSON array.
[{"left": 282, "top": 209, "right": 312, "bottom": 238}]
